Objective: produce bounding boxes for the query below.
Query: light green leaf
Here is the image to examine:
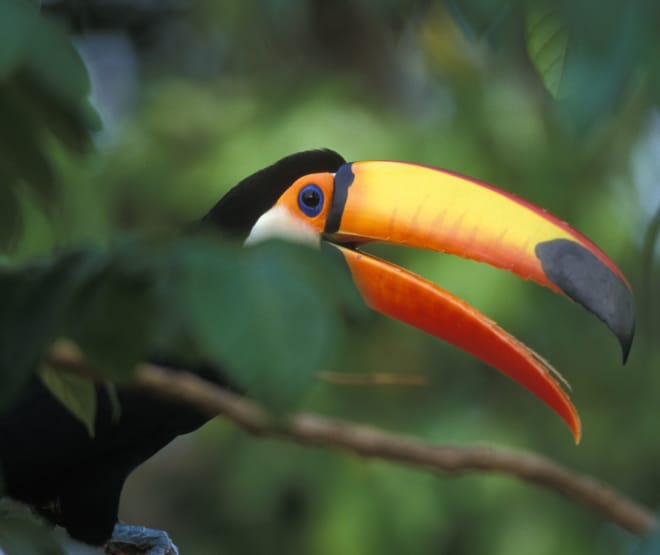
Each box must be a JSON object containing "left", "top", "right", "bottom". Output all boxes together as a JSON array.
[
  {"left": 38, "top": 365, "right": 97, "bottom": 437},
  {"left": 525, "top": 7, "right": 569, "bottom": 99}
]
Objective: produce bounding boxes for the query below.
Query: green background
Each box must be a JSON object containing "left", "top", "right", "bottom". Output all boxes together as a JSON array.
[{"left": 1, "top": 1, "right": 660, "bottom": 553}]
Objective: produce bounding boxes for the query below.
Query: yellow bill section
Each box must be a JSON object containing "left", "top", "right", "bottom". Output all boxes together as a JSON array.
[{"left": 335, "top": 161, "right": 626, "bottom": 292}]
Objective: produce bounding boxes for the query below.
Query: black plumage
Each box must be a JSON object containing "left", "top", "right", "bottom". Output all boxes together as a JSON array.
[
  {"left": 0, "top": 149, "right": 346, "bottom": 545},
  {"left": 0, "top": 379, "right": 209, "bottom": 544},
  {"left": 203, "top": 149, "right": 345, "bottom": 235}
]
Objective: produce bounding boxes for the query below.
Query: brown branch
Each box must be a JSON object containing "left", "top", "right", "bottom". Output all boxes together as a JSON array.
[{"left": 46, "top": 346, "right": 658, "bottom": 537}]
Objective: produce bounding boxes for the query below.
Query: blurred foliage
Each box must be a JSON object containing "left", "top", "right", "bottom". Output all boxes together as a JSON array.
[
  {"left": 524, "top": 6, "right": 568, "bottom": 99},
  {"left": 0, "top": 238, "right": 359, "bottom": 424},
  {"left": 2, "top": 0, "right": 660, "bottom": 553},
  {"left": 0, "top": 0, "right": 99, "bottom": 247}
]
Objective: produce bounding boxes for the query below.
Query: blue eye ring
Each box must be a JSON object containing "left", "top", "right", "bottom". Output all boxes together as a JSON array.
[{"left": 297, "top": 184, "right": 324, "bottom": 218}]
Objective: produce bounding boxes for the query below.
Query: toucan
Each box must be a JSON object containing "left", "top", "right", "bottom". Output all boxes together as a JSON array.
[{"left": 0, "top": 149, "right": 634, "bottom": 553}]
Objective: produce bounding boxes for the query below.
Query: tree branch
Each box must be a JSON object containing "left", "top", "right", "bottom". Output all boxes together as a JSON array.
[{"left": 46, "top": 346, "right": 658, "bottom": 537}]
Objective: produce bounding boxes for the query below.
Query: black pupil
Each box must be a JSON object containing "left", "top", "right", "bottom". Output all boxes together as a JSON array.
[{"left": 302, "top": 188, "right": 320, "bottom": 207}]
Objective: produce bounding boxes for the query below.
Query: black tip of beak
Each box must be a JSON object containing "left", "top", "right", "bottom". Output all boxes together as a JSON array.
[{"left": 535, "top": 239, "right": 635, "bottom": 363}]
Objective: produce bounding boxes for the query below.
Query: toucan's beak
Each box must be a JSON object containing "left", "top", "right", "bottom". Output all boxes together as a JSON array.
[{"left": 267, "top": 160, "right": 635, "bottom": 442}]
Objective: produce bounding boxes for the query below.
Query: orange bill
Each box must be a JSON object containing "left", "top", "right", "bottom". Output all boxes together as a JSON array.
[
  {"left": 327, "top": 162, "right": 634, "bottom": 358},
  {"left": 335, "top": 245, "right": 580, "bottom": 442},
  {"left": 270, "top": 160, "right": 635, "bottom": 440}
]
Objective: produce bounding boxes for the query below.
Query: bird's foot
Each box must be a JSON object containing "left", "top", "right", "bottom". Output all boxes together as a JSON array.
[{"left": 105, "top": 524, "right": 179, "bottom": 555}]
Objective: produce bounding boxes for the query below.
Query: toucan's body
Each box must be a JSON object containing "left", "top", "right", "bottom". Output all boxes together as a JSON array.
[
  {"left": 0, "top": 150, "right": 634, "bottom": 549},
  {"left": 0, "top": 378, "right": 210, "bottom": 544}
]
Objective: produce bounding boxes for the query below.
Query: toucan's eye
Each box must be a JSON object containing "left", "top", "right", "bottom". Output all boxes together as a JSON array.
[{"left": 298, "top": 184, "right": 324, "bottom": 217}]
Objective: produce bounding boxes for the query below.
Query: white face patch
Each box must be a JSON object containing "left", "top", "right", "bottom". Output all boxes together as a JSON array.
[{"left": 244, "top": 205, "right": 321, "bottom": 247}]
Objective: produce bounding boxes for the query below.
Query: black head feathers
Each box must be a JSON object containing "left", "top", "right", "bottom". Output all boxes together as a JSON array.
[{"left": 202, "top": 149, "right": 346, "bottom": 237}]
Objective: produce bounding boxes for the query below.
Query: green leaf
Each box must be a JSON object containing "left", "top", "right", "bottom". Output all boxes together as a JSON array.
[
  {"left": 174, "top": 239, "right": 359, "bottom": 410},
  {"left": 0, "top": 238, "right": 360, "bottom": 415},
  {"left": 0, "top": 0, "right": 91, "bottom": 110},
  {"left": 24, "top": 16, "right": 92, "bottom": 112},
  {"left": 0, "top": 182, "right": 21, "bottom": 249},
  {"left": 0, "top": 0, "right": 33, "bottom": 79},
  {"left": 0, "top": 499, "right": 65, "bottom": 555},
  {"left": 0, "top": 0, "right": 98, "bottom": 247},
  {"left": 525, "top": 6, "right": 569, "bottom": 99},
  {"left": 38, "top": 365, "right": 97, "bottom": 437},
  {"left": 64, "top": 244, "right": 161, "bottom": 380},
  {"left": 11, "top": 73, "right": 99, "bottom": 154},
  {"left": 0, "top": 251, "right": 99, "bottom": 410},
  {"left": 0, "top": 84, "right": 56, "bottom": 203}
]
